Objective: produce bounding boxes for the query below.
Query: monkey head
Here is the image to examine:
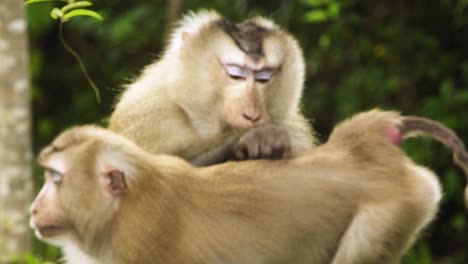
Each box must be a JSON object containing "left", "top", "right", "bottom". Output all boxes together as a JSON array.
[
  {"left": 165, "top": 11, "right": 305, "bottom": 131},
  {"left": 29, "top": 126, "right": 132, "bottom": 248}
]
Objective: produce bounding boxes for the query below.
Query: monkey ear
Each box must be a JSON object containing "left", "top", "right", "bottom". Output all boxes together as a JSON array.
[
  {"left": 97, "top": 149, "right": 133, "bottom": 194},
  {"left": 102, "top": 168, "right": 128, "bottom": 195}
]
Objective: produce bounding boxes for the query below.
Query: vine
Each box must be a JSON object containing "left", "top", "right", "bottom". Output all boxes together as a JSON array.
[{"left": 25, "top": 0, "right": 103, "bottom": 103}]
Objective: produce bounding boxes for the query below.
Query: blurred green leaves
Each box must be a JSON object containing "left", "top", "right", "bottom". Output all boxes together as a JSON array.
[
  {"left": 62, "top": 8, "right": 102, "bottom": 22},
  {"left": 25, "top": 0, "right": 103, "bottom": 103},
  {"left": 7, "top": 252, "right": 57, "bottom": 264},
  {"left": 25, "top": 0, "right": 102, "bottom": 22},
  {"left": 303, "top": 0, "right": 340, "bottom": 23},
  {"left": 24, "top": 0, "right": 62, "bottom": 4}
]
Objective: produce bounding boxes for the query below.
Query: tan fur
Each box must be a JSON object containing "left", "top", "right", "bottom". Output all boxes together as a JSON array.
[
  {"left": 30, "top": 110, "right": 443, "bottom": 264},
  {"left": 108, "top": 10, "right": 315, "bottom": 163}
]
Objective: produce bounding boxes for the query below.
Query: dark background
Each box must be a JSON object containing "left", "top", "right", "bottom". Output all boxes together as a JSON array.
[{"left": 26, "top": 0, "right": 468, "bottom": 263}]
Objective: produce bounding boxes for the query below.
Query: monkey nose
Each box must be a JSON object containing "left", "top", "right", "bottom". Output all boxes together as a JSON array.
[
  {"left": 242, "top": 112, "right": 262, "bottom": 124},
  {"left": 29, "top": 202, "right": 38, "bottom": 215}
]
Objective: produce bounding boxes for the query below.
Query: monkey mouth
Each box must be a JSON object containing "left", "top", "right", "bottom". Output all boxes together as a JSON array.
[{"left": 36, "top": 225, "right": 66, "bottom": 237}]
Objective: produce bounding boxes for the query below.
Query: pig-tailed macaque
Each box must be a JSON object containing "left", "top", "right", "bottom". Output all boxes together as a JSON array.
[
  {"left": 30, "top": 110, "right": 468, "bottom": 264},
  {"left": 109, "top": 10, "right": 315, "bottom": 165}
]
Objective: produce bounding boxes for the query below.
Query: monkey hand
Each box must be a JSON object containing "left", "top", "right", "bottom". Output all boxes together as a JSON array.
[{"left": 234, "top": 125, "right": 291, "bottom": 160}]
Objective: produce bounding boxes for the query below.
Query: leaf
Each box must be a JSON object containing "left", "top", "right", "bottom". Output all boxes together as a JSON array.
[
  {"left": 304, "top": 10, "right": 329, "bottom": 23},
  {"left": 62, "top": 9, "right": 104, "bottom": 22},
  {"left": 24, "top": 0, "right": 61, "bottom": 5},
  {"left": 327, "top": 3, "right": 340, "bottom": 17},
  {"left": 61, "top": 1, "right": 93, "bottom": 14},
  {"left": 319, "top": 34, "right": 331, "bottom": 48},
  {"left": 50, "top": 7, "right": 63, "bottom": 20}
]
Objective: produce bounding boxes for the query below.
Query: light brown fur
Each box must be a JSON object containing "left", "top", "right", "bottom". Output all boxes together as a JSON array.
[
  {"left": 30, "top": 110, "right": 445, "bottom": 264},
  {"left": 109, "top": 10, "right": 315, "bottom": 164}
]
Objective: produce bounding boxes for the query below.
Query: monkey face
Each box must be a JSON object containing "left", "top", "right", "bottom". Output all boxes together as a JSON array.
[
  {"left": 211, "top": 36, "right": 290, "bottom": 130},
  {"left": 29, "top": 152, "right": 74, "bottom": 245},
  {"left": 220, "top": 63, "right": 274, "bottom": 129},
  {"left": 166, "top": 14, "right": 303, "bottom": 133},
  {"left": 30, "top": 131, "right": 128, "bottom": 247}
]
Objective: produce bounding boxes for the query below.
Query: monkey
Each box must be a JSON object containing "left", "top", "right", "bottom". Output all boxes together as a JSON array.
[
  {"left": 108, "top": 10, "right": 315, "bottom": 166},
  {"left": 188, "top": 114, "right": 468, "bottom": 193},
  {"left": 30, "top": 109, "right": 468, "bottom": 264}
]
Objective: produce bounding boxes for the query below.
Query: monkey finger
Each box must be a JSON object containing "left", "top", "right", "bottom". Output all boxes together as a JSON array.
[
  {"left": 273, "top": 135, "right": 290, "bottom": 158},
  {"left": 234, "top": 148, "right": 246, "bottom": 160},
  {"left": 271, "top": 140, "right": 290, "bottom": 159},
  {"left": 283, "top": 144, "right": 292, "bottom": 158},
  {"left": 259, "top": 132, "right": 275, "bottom": 157},
  {"left": 270, "top": 145, "right": 284, "bottom": 159},
  {"left": 246, "top": 140, "right": 260, "bottom": 159},
  {"left": 234, "top": 142, "right": 249, "bottom": 160},
  {"left": 259, "top": 143, "right": 273, "bottom": 158}
]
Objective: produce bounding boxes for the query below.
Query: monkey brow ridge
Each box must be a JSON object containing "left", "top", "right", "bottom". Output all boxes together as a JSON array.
[
  {"left": 38, "top": 144, "right": 63, "bottom": 162},
  {"left": 38, "top": 128, "right": 87, "bottom": 162}
]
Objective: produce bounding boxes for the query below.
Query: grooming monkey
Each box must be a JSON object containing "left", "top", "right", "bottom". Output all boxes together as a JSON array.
[
  {"left": 30, "top": 110, "right": 468, "bottom": 264},
  {"left": 109, "top": 10, "right": 315, "bottom": 165}
]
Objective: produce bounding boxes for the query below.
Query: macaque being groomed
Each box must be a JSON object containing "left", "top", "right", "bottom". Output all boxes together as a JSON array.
[
  {"left": 109, "top": 10, "right": 315, "bottom": 166},
  {"left": 30, "top": 110, "right": 468, "bottom": 264}
]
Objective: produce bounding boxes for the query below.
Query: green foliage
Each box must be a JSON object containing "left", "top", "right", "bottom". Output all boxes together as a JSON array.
[
  {"left": 7, "top": 252, "right": 57, "bottom": 264},
  {"left": 24, "top": 0, "right": 62, "bottom": 4},
  {"left": 25, "top": 0, "right": 103, "bottom": 103},
  {"left": 60, "top": 1, "right": 92, "bottom": 13},
  {"left": 26, "top": 0, "right": 468, "bottom": 263},
  {"left": 25, "top": 0, "right": 102, "bottom": 22},
  {"left": 303, "top": 0, "right": 340, "bottom": 23},
  {"left": 62, "top": 9, "right": 102, "bottom": 22},
  {"left": 300, "top": 3, "right": 468, "bottom": 262}
]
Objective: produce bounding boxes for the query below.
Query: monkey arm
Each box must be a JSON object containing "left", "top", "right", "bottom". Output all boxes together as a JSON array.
[
  {"left": 192, "top": 115, "right": 314, "bottom": 166},
  {"left": 190, "top": 135, "right": 239, "bottom": 166}
]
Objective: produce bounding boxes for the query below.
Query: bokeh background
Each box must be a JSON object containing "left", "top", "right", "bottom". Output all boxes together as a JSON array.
[{"left": 25, "top": 0, "right": 468, "bottom": 263}]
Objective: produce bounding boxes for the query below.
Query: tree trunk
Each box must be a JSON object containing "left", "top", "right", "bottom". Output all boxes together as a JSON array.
[
  {"left": 163, "top": 0, "right": 183, "bottom": 40},
  {"left": 0, "top": 0, "right": 32, "bottom": 260}
]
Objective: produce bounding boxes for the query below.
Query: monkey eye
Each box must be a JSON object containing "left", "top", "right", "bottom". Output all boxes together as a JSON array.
[
  {"left": 45, "top": 168, "right": 63, "bottom": 184},
  {"left": 224, "top": 64, "right": 249, "bottom": 80},
  {"left": 254, "top": 69, "right": 276, "bottom": 83}
]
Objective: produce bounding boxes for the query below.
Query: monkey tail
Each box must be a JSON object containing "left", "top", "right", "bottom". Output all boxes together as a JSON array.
[{"left": 400, "top": 116, "right": 468, "bottom": 210}]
